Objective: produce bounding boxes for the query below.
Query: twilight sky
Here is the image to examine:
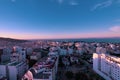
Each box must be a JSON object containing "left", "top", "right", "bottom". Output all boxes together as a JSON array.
[{"left": 0, "top": 0, "right": 120, "bottom": 39}]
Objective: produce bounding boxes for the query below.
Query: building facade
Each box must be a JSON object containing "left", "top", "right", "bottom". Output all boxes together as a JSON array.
[{"left": 93, "top": 53, "right": 120, "bottom": 80}]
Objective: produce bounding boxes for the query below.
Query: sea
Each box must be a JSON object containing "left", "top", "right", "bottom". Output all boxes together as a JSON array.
[{"left": 37, "top": 38, "right": 120, "bottom": 43}]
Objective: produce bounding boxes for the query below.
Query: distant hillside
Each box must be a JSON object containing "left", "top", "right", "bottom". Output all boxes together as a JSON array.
[{"left": 0, "top": 37, "right": 28, "bottom": 43}]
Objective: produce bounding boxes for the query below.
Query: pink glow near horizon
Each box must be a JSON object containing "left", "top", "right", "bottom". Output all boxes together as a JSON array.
[{"left": 0, "top": 32, "right": 120, "bottom": 39}]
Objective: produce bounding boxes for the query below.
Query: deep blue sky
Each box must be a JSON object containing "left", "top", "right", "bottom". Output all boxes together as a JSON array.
[{"left": 0, "top": 0, "right": 120, "bottom": 39}]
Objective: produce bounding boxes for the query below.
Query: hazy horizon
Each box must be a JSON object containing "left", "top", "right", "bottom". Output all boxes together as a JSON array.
[{"left": 1, "top": 36, "right": 120, "bottom": 40}]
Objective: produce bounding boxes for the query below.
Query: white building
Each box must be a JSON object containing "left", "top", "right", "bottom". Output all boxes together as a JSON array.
[
  {"left": 26, "top": 48, "right": 33, "bottom": 55},
  {"left": 59, "top": 48, "right": 67, "bottom": 55},
  {"left": 23, "top": 52, "right": 59, "bottom": 80},
  {"left": 11, "top": 51, "right": 26, "bottom": 62},
  {"left": 0, "top": 61, "right": 28, "bottom": 80},
  {"left": 96, "top": 47, "right": 106, "bottom": 54},
  {"left": 67, "top": 48, "right": 73, "bottom": 55},
  {"left": 49, "top": 47, "right": 59, "bottom": 53},
  {"left": 30, "top": 52, "right": 41, "bottom": 60},
  {"left": 13, "top": 46, "right": 22, "bottom": 53},
  {"left": 0, "top": 48, "right": 11, "bottom": 63},
  {"left": 93, "top": 53, "right": 120, "bottom": 80},
  {"left": 110, "top": 44, "right": 116, "bottom": 50},
  {"left": 0, "top": 46, "right": 28, "bottom": 80},
  {"left": 76, "top": 47, "right": 84, "bottom": 55}
]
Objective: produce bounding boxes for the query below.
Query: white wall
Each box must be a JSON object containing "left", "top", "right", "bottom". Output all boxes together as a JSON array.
[
  {"left": 93, "top": 53, "right": 120, "bottom": 80},
  {"left": 8, "top": 66, "right": 17, "bottom": 80},
  {"left": 0, "top": 65, "right": 6, "bottom": 77}
]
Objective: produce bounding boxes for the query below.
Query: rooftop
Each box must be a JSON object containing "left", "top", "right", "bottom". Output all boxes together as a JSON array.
[
  {"left": 110, "top": 53, "right": 120, "bottom": 57},
  {"left": 24, "top": 53, "right": 58, "bottom": 80},
  {"left": 9, "top": 61, "right": 20, "bottom": 66},
  {"left": 0, "top": 60, "right": 11, "bottom": 65},
  {"left": 33, "top": 72, "right": 51, "bottom": 79}
]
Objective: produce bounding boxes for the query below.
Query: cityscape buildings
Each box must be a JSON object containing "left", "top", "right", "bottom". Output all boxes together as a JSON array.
[{"left": 0, "top": 38, "right": 120, "bottom": 80}]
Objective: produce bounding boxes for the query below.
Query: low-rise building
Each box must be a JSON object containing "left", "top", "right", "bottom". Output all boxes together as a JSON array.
[
  {"left": 23, "top": 52, "right": 59, "bottom": 80},
  {"left": 30, "top": 52, "right": 41, "bottom": 60},
  {"left": 0, "top": 46, "right": 28, "bottom": 80},
  {"left": 0, "top": 61, "right": 28, "bottom": 80}
]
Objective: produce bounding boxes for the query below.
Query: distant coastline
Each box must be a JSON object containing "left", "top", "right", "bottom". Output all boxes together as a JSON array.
[
  {"left": 29, "top": 37, "right": 120, "bottom": 43},
  {"left": 0, "top": 37, "right": 120, "bottom": 43}
]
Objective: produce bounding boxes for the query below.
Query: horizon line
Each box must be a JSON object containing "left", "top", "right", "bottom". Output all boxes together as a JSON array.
[{"left": 1, "top": 36, "right": 120, "bottom": 40}]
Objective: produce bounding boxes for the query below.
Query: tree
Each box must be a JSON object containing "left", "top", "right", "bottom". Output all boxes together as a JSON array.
[
  {"left": 75, "top": 72, "right": 89, "bottom": 80},
  {"left": 65, "top": 71, "right": 73, "bottom": 80},
  {"left": 58, "top": 56, "right": 64, "bottom": 67}
]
